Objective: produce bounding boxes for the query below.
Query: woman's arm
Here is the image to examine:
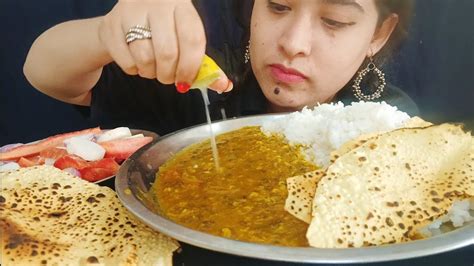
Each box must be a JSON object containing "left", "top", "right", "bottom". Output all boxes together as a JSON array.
[
  {"left": 23, "top": 0, "right": 232, "bottom": 107},
  {"left": 24, "top": 17, "right": 110, "bottom": 106}
]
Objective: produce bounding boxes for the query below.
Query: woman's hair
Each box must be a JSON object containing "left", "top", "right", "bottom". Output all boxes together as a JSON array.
[{"left": 373, "top": 0, "right": 414, "bottom": 65}]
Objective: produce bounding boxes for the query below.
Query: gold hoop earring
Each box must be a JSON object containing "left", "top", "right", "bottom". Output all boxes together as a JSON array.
[
  {"left": 352, "top": 58, "right": 386, "bottom": 101},
  {"left": 244, "top": 41, "right": 250, "bottom": 64}
]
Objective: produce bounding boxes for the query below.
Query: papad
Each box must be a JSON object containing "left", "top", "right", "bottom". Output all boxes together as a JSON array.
[
  {"left": 286, "top": 117, "right": 433, "bottom": 224},
  {"left": 307, "top": 124, "right": 473, "bottom": 248},
  {"left": 285, "top": 170, "right": 326, "bottom": 223},
  {"left": 0, "top": 166, "right": 178, "bottom": 265}
]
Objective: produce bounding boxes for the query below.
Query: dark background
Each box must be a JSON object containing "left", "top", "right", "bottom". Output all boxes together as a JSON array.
[
  {"left": 1, "top": 0, "right": 473, "bottom": 146},
  {"left": 0, "top": 0, "right": 473, "bottom": 265}
]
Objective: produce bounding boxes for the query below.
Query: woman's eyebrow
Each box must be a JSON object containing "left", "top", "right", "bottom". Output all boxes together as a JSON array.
[{"left": 322, "top": 0, "right": 365, "bottom": 13}]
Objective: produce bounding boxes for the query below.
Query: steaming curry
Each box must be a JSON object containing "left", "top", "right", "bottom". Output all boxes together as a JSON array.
[{"left": 150, "top": 126, "right": 317, "bottom": 246}]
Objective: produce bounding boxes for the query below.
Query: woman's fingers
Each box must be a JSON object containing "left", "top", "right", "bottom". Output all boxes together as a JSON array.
[
  {"left": 120, "top": 3, "right": 158, "bottom": 79},
  {"left": 149, "top": 7, "right": 178, "bottom": 84},
  {"left": 174, "top": 3, "right": 206, "bottom": 85},
  {"left": 101, "top": 0, "right": 232, "bottom": 92},
  {"left": 128, "top": 39, "right": 156, "bottom": 79},
  {"left": 208, "top": 71, "right": 233, "bottom": 93},
  {"left": 99, "top": 6, "right": 137, "bottom": 75}
]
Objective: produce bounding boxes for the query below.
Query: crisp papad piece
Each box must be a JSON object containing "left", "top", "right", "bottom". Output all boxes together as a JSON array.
[
  {"left": 307, "top": 124, "right": 473, "bottom": 248},
  {"left": 0, "top": 166, "right": 178, "bottom": 266},
  {"left": 285, "top": 170, "right": 326, "bottom": 223},
  {"left": 285, "top": 117, "right": 433, "bottom": 223},
  {"left": 329, "top": 116, "right": 433, "bottom": 164}
]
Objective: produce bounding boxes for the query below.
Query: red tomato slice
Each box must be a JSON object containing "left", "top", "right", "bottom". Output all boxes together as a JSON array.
[
  {"left": 0, "top": 127, "right": 101, "bottom": 161},
  {"left": 79, "top": 167, "right": 116, "bottom": 182},
  {"left": 17, "top": 157, "right": 37, "bottom": 167},
  {"left": 17, "top": 155, "right": 44, "bottom": 167},
  {"left": 88, "top": 157, "right": 120, "bottom": 172},
  {"left": 100, "top": 137, "right": 153, "bottom": 161},
  {"left": 53, "top": 155, "right": 89, "bottom": 170},
  {"left": 53, "top": 156, "right": 120, "bottom": 182},
  {"left": 39, "top": 147, "right": 68, "bottom": 160}
]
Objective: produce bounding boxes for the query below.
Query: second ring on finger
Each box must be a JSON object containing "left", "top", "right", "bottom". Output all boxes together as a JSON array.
[{"left": 126, "top": 25, "right": 157, "bottom": 79}]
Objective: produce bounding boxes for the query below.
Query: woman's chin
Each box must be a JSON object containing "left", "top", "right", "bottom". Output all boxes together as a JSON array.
[{"left": 267, "top": 98, "right": 309, "bottom": 113}]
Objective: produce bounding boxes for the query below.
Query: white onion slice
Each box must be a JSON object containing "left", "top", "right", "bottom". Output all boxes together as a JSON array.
[
  {"left": 96, "top": 127, "right": 132, "bottom": 143},
  {"left": 126, "top": 134, "right": 144, "bottom": 139},
  {"left": 63, "top": 133, "right": 95, "bottom": 145},
  {"left": 66, "top": 139, "right": 105, "bottom": 161},
  {"left": 63, "top": 167, "right": 81, "bottom": 177},
  {"left": 0, "top": 162, "right": 20, "bottom": 172},
  {"left": 0, "top": 143, "right": 24, "bottom": 152},
  {"left": 44, "top": 158, "right": 56, "bottom": 166}
]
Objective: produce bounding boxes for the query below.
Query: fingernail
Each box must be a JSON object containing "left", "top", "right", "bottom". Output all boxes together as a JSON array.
[
  {"left": 224, "top": 80, "right": 234, "bottom": 93},
  {"left": 176, "top": 82, "right": 191, "bottom": 93}
]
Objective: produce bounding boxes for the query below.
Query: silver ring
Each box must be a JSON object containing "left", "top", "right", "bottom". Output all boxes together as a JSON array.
[{"left": 125, "top": 25, "right": 152, "bottom": 44}]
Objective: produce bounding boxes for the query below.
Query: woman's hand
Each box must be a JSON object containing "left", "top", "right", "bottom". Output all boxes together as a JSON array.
[{"left": 98, "top": 0, "right": 231, "bottom": 93}]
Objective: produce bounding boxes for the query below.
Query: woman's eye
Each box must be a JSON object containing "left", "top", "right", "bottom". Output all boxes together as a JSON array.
[
  {"left": 322, "top": 18, "right": 354, "bottom": 29},
  {"left": 267, "top": 1, "right": 291, "bottom": 13}
]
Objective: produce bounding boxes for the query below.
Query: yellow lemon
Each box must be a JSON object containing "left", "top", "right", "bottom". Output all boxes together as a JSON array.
[{"left": 191, "top": 55, "right": 222, "bottom": 89}]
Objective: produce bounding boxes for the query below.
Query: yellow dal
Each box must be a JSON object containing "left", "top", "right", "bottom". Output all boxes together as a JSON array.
[{"left": 151, "top": 126, "right": 317, "bottom": 246}]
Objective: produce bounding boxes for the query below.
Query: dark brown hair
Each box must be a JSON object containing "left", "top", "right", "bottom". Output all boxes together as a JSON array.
[{"left": 373, "top": 0, "right": 414, "bottom": 65}]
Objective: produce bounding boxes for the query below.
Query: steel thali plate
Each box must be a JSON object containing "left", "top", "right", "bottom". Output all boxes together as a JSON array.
[{"left": 115, "top": 114, "right": 474, "bottom": 263}]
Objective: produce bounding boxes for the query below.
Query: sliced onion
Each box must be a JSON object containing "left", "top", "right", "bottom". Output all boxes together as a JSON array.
[
  {"left": 63, "top": 167, "right": 81, "bottom": 177},
  {"left": 96, "top": 127, "right": 132, "bottom": 143},
  {"left": 44, "top": 158, "right": 56, "bottom": 166},
  {"left": 126, "top": 134, "right": 145, "bottom": 139},
  {"left": 0, "top": 143, "right": 24, "bottom": 152},
  {"left": 0, "top": 162, "right": 20, "bottom": 172},
  {"left": 66, "top": 139, "right": 105, "bottom": 161},
  {"left": 63, "top": 134, "right": 95, "bottom": 145}
]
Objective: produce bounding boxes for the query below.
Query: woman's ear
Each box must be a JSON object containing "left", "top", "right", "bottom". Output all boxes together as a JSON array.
[{"left": 368, "top": 14, "right": 399, "bottom": 56}]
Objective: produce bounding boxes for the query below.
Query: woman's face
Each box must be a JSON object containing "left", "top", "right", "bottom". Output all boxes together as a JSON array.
[{"left": 250, "top": 0, "right": 397, "bottom": 112}]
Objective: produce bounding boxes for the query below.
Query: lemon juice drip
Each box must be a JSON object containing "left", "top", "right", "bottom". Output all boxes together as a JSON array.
[{"left": 199, "top": 88, "right": 220, "bottom": 170}]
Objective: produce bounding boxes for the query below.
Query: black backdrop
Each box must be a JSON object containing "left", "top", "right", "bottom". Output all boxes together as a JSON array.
[{"left": 1, "top": 0, "right": 473, "bottom": 145}]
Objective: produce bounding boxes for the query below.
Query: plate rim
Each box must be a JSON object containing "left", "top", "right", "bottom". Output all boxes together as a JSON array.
[{"left": 115, "top": 114, "right": 474, "bottom": 263}]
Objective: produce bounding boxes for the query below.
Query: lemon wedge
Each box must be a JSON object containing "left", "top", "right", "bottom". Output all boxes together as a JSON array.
[{"left": 191, "top": 55, "right": 222, "bottom": 89}]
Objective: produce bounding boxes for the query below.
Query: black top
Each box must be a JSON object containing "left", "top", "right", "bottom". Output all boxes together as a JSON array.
[{"left": 89, "top": 61, "right": 419, "bottom": 135}]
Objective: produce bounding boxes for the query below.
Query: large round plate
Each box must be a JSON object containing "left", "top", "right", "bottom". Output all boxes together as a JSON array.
[{"left": 115, "top": 114, "right": 474, "bottom": 263}]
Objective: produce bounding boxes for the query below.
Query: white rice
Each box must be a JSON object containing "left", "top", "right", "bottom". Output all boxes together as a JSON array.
[
  {"left": 262, "top": 101, "right": 473, "bottom": 237},
  {"left": 418, "top": 198, "right": 474, "bottom": 237},
  {"left": 261, "top": 101, "right": 411, "bottom": 167}
]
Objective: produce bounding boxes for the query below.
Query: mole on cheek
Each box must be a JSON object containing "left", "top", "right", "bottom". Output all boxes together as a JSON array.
[{"left": 273, "top": 87, "right": 280, "bottom": 95}]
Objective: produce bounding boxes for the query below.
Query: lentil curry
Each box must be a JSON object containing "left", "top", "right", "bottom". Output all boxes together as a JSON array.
[{"left": 150, "top": 126, "right": 317, "bottom": 246}]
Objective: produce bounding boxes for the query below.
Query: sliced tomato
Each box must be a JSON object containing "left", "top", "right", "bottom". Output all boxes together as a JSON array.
[
  {"left": 88, "top": 157, "right": 120, "bottom": 172},
  {"left": 39, "top": 147, "right": 68, "bottom": 160},
  {"left": 17, "top": 155, "right": 44, "bottom": 167},
  {"left": 100, "top": 136, "right": 153, "bottom": 161},
  {"left": 53, "top": 155, "right": 89, "bottom": 170},
  {"left": 79, "top": 167, "right": 116, "bottom": 182},
  {"left": 0, "top": 127, "right": 101, "bottom": 161},
  {"left": 17, "top": 157, "right": 37, "bottom": 167},
  {"left": 53, "top": 156, "right": 119, "bottom": 182}
]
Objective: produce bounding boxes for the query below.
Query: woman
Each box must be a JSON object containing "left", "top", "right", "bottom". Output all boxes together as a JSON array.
[{"left": 23, "top": 0, "right": 417, "bottom": 135}]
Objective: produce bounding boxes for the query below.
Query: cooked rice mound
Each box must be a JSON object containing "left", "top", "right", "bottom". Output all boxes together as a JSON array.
[{"left": 262, "top": 101, "right": 412, "bottom": 167}]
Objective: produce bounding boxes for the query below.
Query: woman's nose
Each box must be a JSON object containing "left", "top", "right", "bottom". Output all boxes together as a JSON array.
[{"left": 278, "top": 16, "right": 313, "bottom": 59}]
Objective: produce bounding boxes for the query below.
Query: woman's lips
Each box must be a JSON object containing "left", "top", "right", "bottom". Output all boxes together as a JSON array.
[{"left": 269, "top": 64, "right": 307, "bottom": 84}]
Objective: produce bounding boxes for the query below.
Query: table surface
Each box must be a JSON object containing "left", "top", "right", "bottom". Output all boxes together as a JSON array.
[
  {"left": 173, "top": 243, "right": 473, "bottom": 266},
  {"left": 99, "top": 178, "right": 473, "bottom": 266}
]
